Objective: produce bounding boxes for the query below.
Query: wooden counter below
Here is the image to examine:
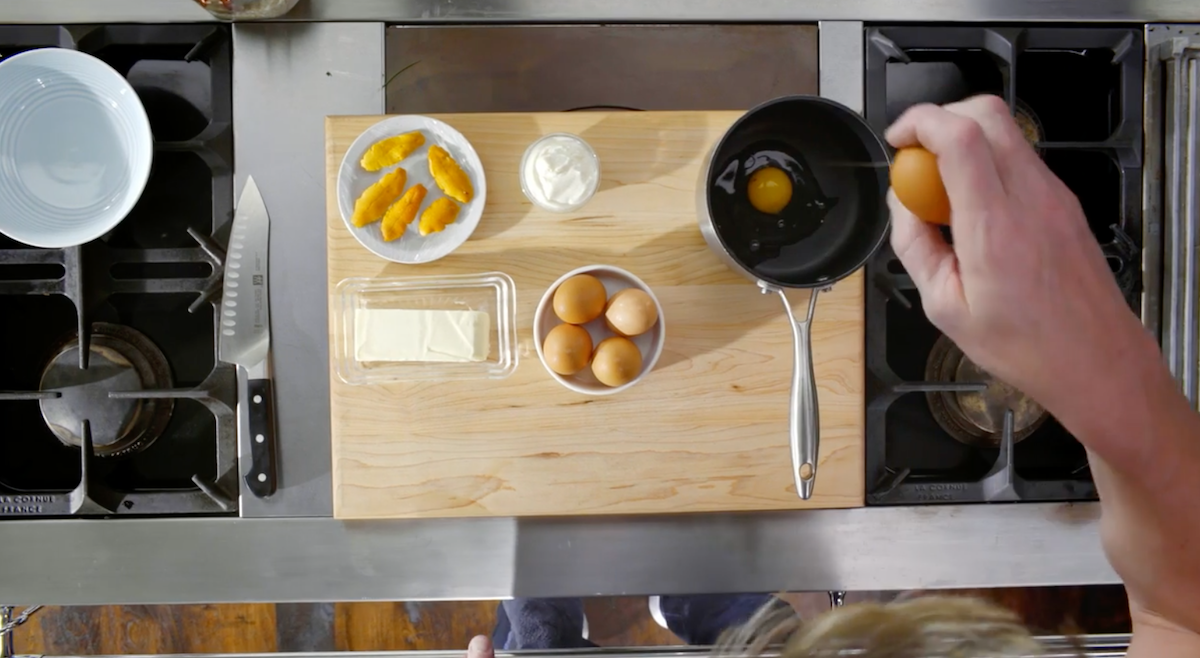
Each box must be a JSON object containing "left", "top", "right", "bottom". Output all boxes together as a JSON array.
[{"left": 326, "top": 111, "right": 865, "bottom": 519}]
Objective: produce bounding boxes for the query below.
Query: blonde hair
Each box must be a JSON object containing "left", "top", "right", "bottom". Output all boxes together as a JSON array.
[{"left": 716, "top": 596, "right": 1048, "bottom": 658}]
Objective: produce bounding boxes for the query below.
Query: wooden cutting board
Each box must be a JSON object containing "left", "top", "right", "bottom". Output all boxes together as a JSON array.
[{"left": 326, "top": 111, "right": 865, "bottom": 519}]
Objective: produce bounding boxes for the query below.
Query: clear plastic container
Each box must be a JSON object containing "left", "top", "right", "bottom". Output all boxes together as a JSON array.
[{"left": 333, "top": 272, "right": 518, "bottom": 385}]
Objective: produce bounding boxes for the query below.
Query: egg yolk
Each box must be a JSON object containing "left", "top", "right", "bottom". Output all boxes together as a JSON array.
[{"left": 747, "top": 166, "right": 793, "bottom": 215}]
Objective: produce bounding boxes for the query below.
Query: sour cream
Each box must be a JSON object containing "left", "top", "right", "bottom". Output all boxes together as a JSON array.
[{"left": 520, "top": 133, "right": 600, "bottom": 212}]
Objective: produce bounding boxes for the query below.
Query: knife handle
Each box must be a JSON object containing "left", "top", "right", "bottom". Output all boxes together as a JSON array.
[{"left": 246, "top": 378, "right": 278, "bottom": 498}]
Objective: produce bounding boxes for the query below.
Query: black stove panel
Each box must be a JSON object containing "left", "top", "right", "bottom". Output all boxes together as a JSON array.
[
  {"left": 0, "top": 25, "right": 237, "bottom": 517},
  {"left": 864, "top": 26, "right": 1144, "bottom": 505}
]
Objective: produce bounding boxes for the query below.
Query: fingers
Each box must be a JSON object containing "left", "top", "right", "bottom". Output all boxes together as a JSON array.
[
  {"left": 940, "top": 96, "right": 1028, "bottom": 156},
  {"left": 940, "top": 95, "right": 1044, "bottom": 190},
  {"left": 885, "top": 101, "right": 1007, "bottom": 224},
  {"left": 888, "top": 190, "right": 962, "bottom": 322},
  {"left": 467, "top": 635, "right": 494, "bottom": 658}
]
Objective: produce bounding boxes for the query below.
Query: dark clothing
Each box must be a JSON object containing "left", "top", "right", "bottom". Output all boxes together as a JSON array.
[
  {"left": 492, "top": 598, "right": 596, "bottom": 650},
  {"left": 492, "top": 594, "right": 791, "bottom": 650}
]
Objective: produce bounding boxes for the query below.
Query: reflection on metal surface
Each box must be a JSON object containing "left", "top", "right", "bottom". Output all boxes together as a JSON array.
[
  {"left": 385, "top": 25, "right": 818, "bottom": 114},
  {"left": 194, "top": 0, "right": 300, "bottom": 20},
  {"left": 5, "top": 0, "right": 1200, "bottom": 23},
  {"left": 0, "top": 607, "right": 9, "bottom": 658},
  {"left": 1150, "top": 25, "right": 1200, "bottom": 405},
  {"left": 1, "top": 605, "right": 43, "bottom": 658},
  {"left": 0, "top": 634, "right": 1135, "bottom": 658},
  {"left": 231, "top": 22, "right": 384, "bottom": 517},
  {"left": 819, "top": 21, "right": 864, "bottom": 113},
  {"left": 0, "top": 504, "right": 1114, "bottom": 604}
]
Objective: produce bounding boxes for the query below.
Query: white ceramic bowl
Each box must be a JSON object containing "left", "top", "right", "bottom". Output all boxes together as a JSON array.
[
  {"left": 0, "top": 48, "right": 153, "bottom": 248},
  {"left": 534, "top": 265, "right": 665, "bottom": 395},
  {"left": 337, "top": 115, "right": 486, "bottom": 264}
]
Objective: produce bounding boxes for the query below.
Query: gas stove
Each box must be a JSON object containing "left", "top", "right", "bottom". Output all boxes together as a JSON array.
[
  {"left": 863, "top": 26, "right": 1146, "bottom": 505},
  {"left": 0, "top": 25, "right": 238, "bottom": 517}
]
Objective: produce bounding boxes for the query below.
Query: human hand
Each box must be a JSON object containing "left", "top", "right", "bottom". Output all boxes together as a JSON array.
[
  {"left": 884, "top": 94, "right": 1150, "bottom": 410},
  {"left": 887, "top": 94, "right": 1200, "bottom": 647},
  {"left": 466, "top": 635, "right": 494, "bottom": 658}
]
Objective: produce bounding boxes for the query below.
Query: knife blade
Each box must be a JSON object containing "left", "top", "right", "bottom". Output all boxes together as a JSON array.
[{"left": 219, "top": 176, "right": 277, "bottom": 498}]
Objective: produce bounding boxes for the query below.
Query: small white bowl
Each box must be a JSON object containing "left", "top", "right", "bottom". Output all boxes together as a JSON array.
[
  {"left": 519, "top": 133, "right": 600, "bottom": 213},
  {"left": 534, "top": 265, "right": 665, "bottom": 395},
  {"left": 0, "top": 48, "right": 153, "bottom": 248}
]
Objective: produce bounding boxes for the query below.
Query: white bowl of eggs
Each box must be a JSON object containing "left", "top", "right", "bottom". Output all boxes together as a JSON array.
[{"left": 534, "top": 265, "right": 664, "bottom": 395}]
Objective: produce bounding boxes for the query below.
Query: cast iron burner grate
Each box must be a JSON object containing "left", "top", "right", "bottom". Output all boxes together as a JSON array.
[
  {"left": 0, "top": 25, "right": 237, "bottom": 517},
  {"left": 863, "top": 26, "right": 1147, "bottom": 505}
]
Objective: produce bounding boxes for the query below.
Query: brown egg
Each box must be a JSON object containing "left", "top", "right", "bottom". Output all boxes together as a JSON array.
[
  {"left": 604, "top": 288, "right": 658, "bottom": 337},
  {"left": 591, "top": 336, "right": 643, "bottom": 388},
  {"left": 553, "top": 274, "right": 607, "bottom": 324},
  {"left": 542, "top": 323, "right": 593, "bottom": 376},
  {"left": 890, "top": 147, "right": 950, "bottom": 225}
]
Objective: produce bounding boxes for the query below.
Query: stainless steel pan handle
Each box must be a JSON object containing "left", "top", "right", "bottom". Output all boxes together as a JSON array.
[{"left": 761, "top": 283, "right": 821, "bottom": 499}]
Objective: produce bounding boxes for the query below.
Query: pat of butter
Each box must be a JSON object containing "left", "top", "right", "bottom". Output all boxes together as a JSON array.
[{"left": 355, "top": 309, "right": 490, "bottom": 363}]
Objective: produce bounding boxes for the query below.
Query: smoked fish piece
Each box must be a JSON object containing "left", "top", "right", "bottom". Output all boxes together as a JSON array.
[
  {"left": 418, "top": 197, "right": 460, "bottom": 236},
  {"left": 428, "top": 145, "right": 473, "bottom": 204},
  {"left": 351, "top": 167, "right": 407, "bottom": 227},
  {"left": 360, "top": 131, "right": 425, "bottom": 172},
  {"left": 381, "top": 184, "right": 427, "bottom": 241}
]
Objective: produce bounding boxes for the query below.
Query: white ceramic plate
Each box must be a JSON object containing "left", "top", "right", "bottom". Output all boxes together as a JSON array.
[
  {"left": 534, "top": 265, "right": 666, "bottom": 396},
  {"left": 337, "top": 115, "right": 486, "bottom": 264},
  {"left": 0, "top": 48, "right": 153, "bottom": 248}
]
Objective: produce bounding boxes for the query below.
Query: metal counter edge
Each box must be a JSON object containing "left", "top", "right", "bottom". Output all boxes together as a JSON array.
[
  {"left": 3, "top": 0, "right": 1200, "bottom": 24},
  {"left": 0, "top": 505, "right": 1114, "bottom": 604}
]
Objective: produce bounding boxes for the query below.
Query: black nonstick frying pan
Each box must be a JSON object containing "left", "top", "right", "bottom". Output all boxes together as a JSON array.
[{"left": 697, "top": 95, "right": 891, "bottom": 500}]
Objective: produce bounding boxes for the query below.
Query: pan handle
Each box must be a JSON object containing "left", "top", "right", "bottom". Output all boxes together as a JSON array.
[{"left": 764, "top": 285, "right": 821, "bottom": 500}]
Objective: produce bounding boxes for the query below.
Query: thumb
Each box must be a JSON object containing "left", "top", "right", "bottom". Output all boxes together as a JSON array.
[
  {"left": 888, "top": 190, "right": 968, "bottom": 321},
  {"left": 888, "top": 190, "right": 956, "bottom": 294},
  {"left": 467, "top": 635, "right": 494, "bottom": 658}
]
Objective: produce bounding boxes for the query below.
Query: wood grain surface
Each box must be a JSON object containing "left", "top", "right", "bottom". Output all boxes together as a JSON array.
[
  {"left": 14, "top": 604, "right": 279, "bottom": 655},
  {"left": 326, "top": 111, "right": 865, "bottom": 519}
]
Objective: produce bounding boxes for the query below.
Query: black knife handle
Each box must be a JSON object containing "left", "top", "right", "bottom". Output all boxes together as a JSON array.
[{"left": 246, "top": 378, "right": 278, "bottom": 498}]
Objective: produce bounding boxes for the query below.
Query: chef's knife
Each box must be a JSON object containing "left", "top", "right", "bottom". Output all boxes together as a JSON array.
[{"left": 219, "top": 176, "right": 277, "bottom": 498}]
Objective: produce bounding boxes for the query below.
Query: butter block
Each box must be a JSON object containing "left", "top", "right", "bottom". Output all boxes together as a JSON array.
[{"left": 355, "top": 308, "right": 490, "bottom": 363}]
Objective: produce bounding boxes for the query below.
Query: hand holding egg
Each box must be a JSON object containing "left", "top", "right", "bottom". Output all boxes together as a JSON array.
[
  {"left": 883, "top": 94, "right": 1141, "bottom": 428},
  {"left": 890, "top": 146, "right": 950, "bottom": 225}
]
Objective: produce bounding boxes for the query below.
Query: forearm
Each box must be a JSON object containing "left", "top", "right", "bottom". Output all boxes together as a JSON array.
[
  {"left": 1037, "top": 316, "right": 1200, "bottom": 492},
  {"left": 881, "top": 95, "right": 1200, "bottom": 650},
  {"left": 1038, "top": 318, "right": 1200, "bottom": 634},
  {"left": 1129, "top": 610, "right": 1200, "bottom": 658}
]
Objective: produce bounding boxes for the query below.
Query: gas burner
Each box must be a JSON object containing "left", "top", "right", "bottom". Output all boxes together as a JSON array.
[
  {"left": 924, "top": 335, "right": 1048, "bottom": 449},
  {"left": 39, "top": 323, "right": 174, "bottom": 458},
  {"left": 1014, "top": 99, "right": 1044, "bottom": 153},
  {"left": 0, "top": 24, "right": 238, "bottom": 517}
]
